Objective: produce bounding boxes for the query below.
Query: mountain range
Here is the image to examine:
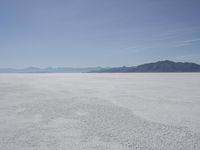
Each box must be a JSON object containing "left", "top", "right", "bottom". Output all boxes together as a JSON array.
[
  {"left": 0, "top": 60, "right": 200, "bottom": 73},
  {"left": 90, "top": 60, "right": 200, "bottom": 73}
]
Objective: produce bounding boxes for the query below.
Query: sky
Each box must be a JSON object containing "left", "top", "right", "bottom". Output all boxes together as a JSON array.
[{"left": 0, "top": 0, "right": 200, "bottom": 68}]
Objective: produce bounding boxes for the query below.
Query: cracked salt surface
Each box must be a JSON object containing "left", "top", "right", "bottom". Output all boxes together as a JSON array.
[{"left": 0, "top": 73, "right": 200, "bottom": 150}]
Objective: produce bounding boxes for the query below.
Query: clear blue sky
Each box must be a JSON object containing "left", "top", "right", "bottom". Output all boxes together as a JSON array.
[{"left": 0, "top": 0, "right": 200, "bottom": 68}]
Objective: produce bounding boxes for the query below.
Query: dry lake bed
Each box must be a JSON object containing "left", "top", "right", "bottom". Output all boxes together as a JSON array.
[{"left": 0, "top": 73, "right": 200, "bottom": 150}]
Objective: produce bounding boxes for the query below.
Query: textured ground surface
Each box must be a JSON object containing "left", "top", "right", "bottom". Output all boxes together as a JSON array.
[{"left": 0, "top": 73, "right": 200, "bottom": 150}]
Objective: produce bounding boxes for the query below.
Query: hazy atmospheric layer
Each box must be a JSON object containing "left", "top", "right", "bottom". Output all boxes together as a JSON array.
[{"left": 0, "top": 73, "right": 200, "bottom": 150}]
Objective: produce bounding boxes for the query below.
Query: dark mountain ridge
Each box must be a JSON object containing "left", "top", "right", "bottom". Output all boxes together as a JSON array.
[
  {"left": 0, "top": 60, "right": 200, "bottom": 73},
  {"left": 91, "top": 60, "right": 200, "bottom": 73}
]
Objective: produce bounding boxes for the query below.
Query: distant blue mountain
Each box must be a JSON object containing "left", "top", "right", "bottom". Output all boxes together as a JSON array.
[
  {"left": 91, "top": 60, "right": 200, "bottom": 72},
  {"left": 1, "top": 60, "right": 200, "bottom": 73}
]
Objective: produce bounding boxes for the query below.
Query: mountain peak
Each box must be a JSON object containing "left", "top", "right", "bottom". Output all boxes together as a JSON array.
[{"left": 158, "top": 60, "right": 175, "bottom": 63}]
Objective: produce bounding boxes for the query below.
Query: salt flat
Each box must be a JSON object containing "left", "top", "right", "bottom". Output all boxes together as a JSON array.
[{"left": 0, "top": 73, "right": 200, "bottom": 150}]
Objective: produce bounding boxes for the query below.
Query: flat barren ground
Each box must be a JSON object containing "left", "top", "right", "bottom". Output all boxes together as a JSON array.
[{"left": 0, "top": 73, "right": 200, "bottom": 150}]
